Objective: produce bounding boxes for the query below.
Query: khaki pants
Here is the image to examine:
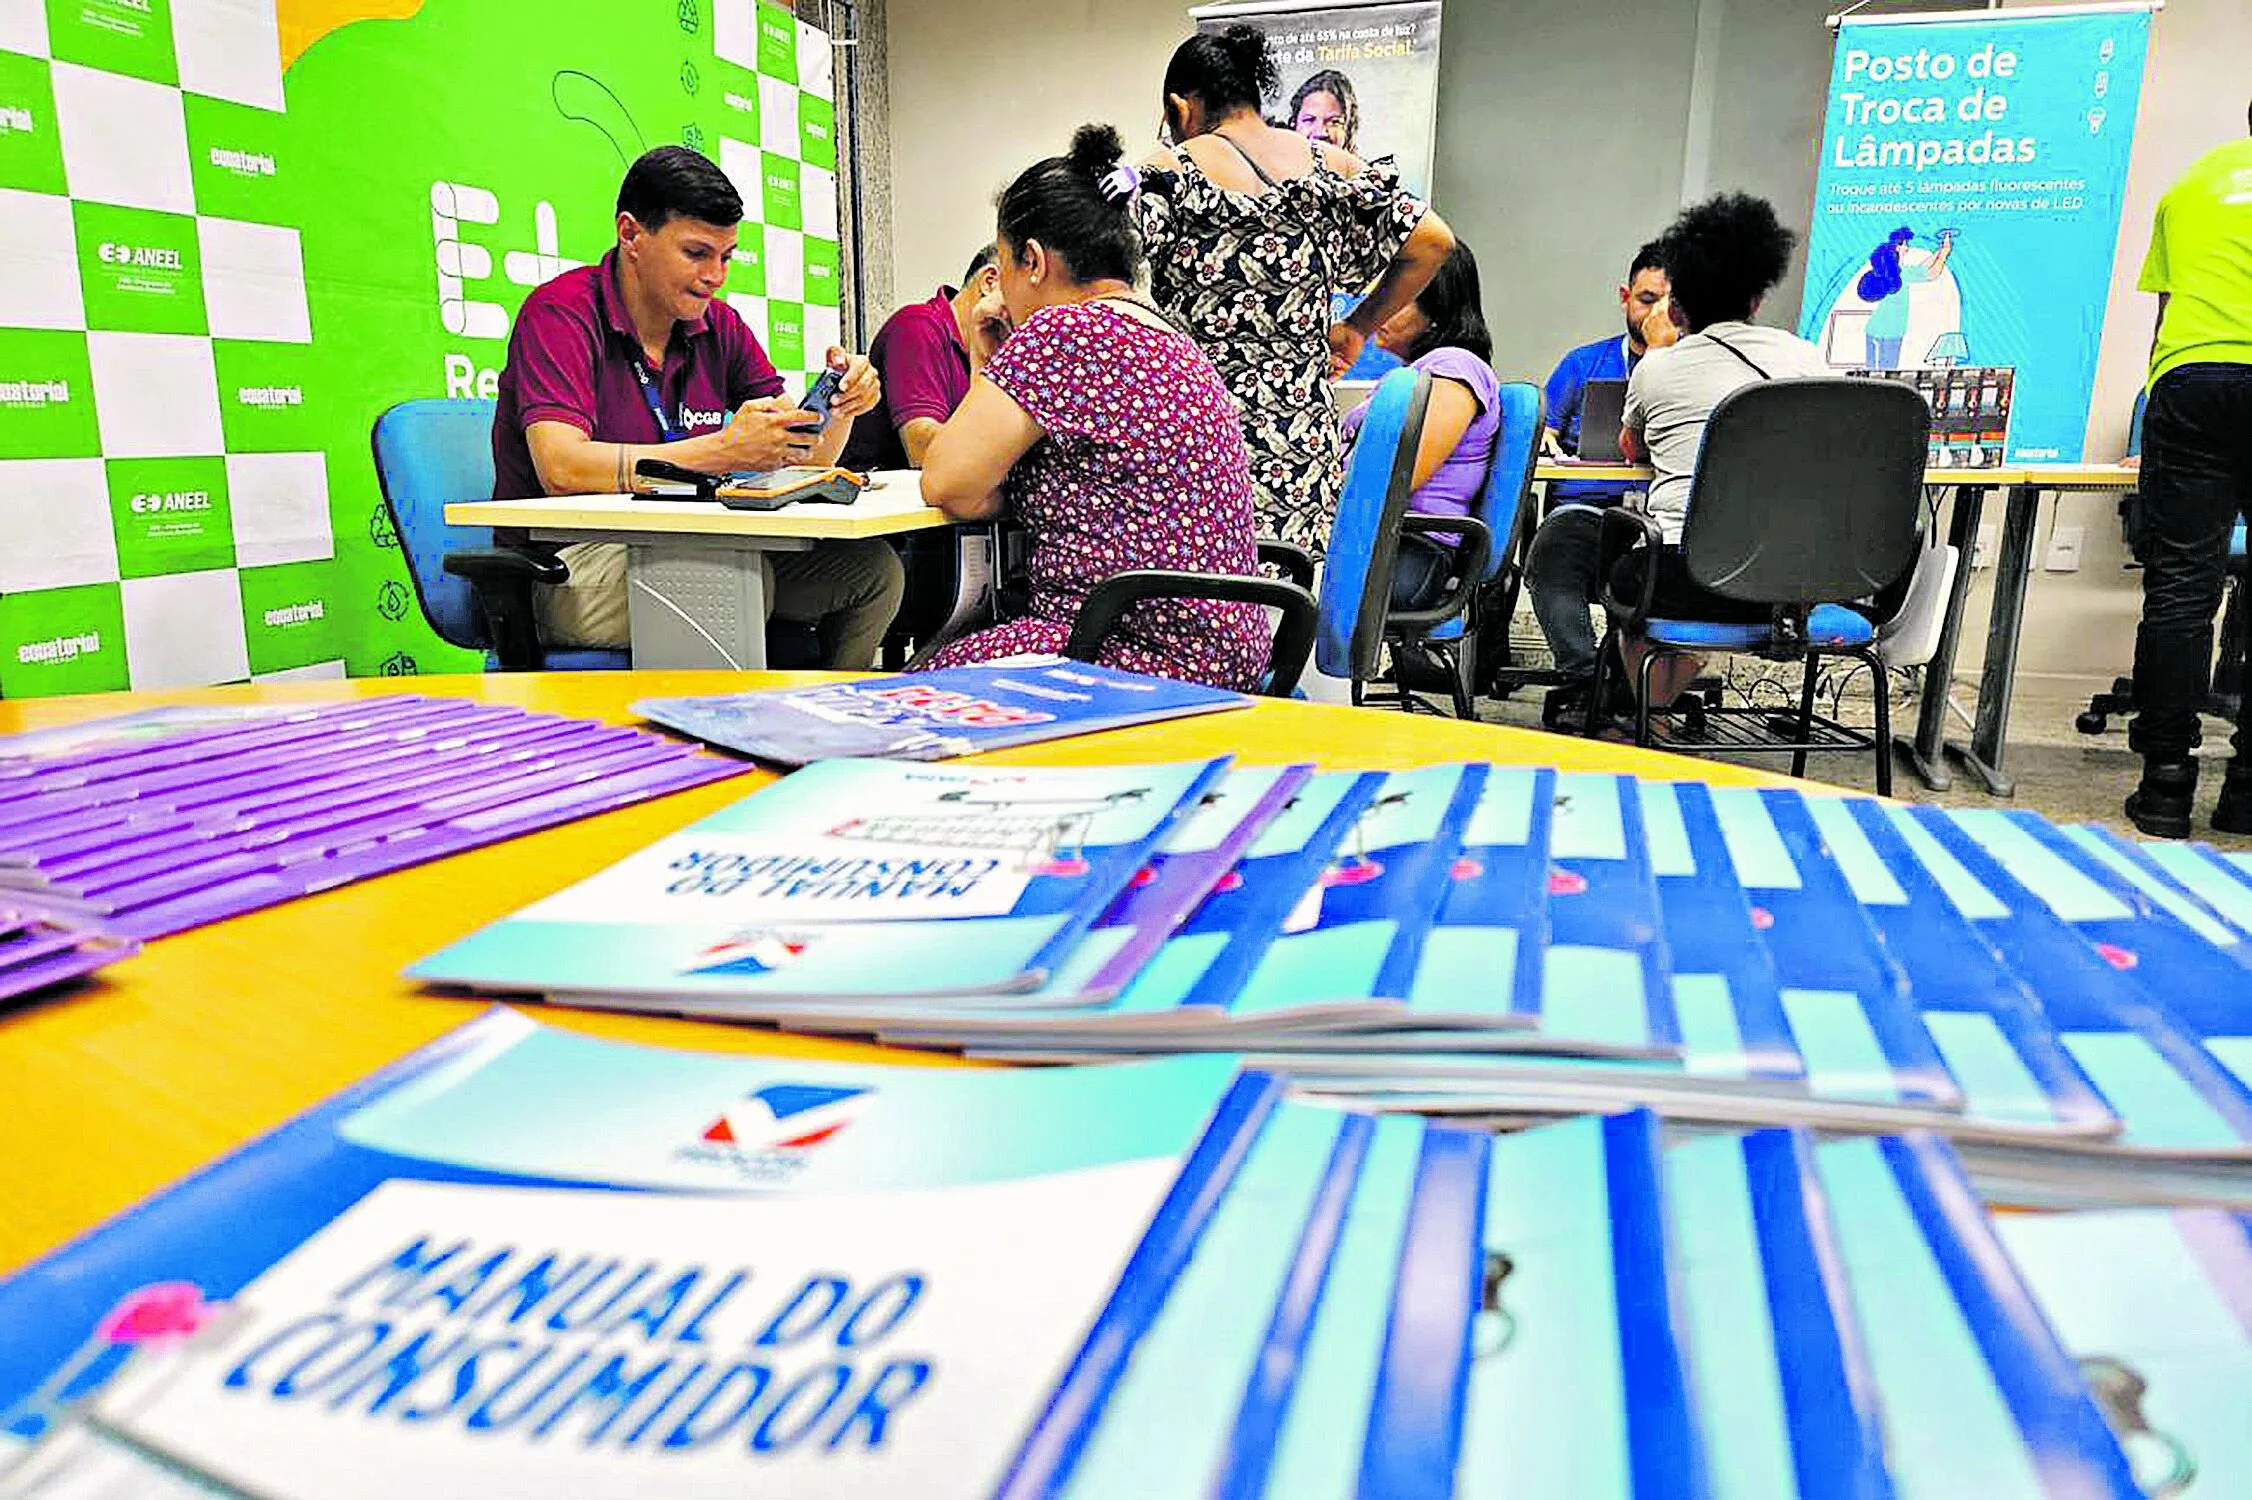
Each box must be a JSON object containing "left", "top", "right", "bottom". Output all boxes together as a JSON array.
[{"left": 535, "top": 539, "right": 906, "bottom": 670}]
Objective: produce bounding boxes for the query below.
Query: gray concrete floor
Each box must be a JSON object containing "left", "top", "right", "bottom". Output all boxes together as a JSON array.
[{"left": 1465, "top": 657, "right": 2252, "bottom": 851}]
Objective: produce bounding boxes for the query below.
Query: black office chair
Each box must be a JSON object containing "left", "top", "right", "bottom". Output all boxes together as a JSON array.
[
  {"left": 1065, "top": 541, "right": 1321, "bottom": 698},
  {"left": 1585, "top": 379, "right": 1930, "bottom": 794}
]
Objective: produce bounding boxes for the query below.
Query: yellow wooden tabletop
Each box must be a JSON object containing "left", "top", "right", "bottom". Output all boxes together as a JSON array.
[
  {"left": 445, "top": 471, "right": 949, "bottom": 540},
  {"left": 0, "top": 671, "right": 1787, "bottom": 1273}
]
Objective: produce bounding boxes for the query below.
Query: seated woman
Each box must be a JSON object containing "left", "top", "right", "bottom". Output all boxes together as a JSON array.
[
  {"left": 1341, "top": 241, "right": 1500, "bottom": 610},
  {"left": 917, "top": 125, "right": 1270, "bottom": 691},
  {"left": 1610, "top": 192, "right": 1830, "bottom": 705}
]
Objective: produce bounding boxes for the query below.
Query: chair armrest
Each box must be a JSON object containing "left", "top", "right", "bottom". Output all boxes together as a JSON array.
[
  {"left": 1256, "top": 539, "right": 1317, "bottom": 591},
  {"left": 443, "top": 546, "right": 563, "bottom": 671},
  {"left": 1385, "top": 513, "right": 1493, "bottom": 633},
  {"left": 1065, "top": 569, "right": 1319, "bottom": 699},
  {"left": 1593, "top": 508, "right": 1664, "bottom": 628},
  {"left": 442, "top": 547, "right": 567, "bottom": 587}
]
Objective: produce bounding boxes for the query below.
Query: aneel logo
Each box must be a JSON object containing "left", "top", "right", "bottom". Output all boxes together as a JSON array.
[{"left": 678, "top": 1082, "right": 871, "bottom": 1182}]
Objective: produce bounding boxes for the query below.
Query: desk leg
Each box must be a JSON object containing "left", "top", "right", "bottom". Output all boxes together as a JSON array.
[
  {"left": 1946, "top": 483, "right": 2040, "bottom": 798},
  {"left": 1903, "top": 482, "right": 1989, "bottom": 791},
  {"left": 623, "top": 540, "right": 777, "bottom": 670}
]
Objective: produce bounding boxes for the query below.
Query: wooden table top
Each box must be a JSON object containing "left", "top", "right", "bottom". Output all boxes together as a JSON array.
[{"left": 446, "top": 470, "right": 948, "bottom": 540}]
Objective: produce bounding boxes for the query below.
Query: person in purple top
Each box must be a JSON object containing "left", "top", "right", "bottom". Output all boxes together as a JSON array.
[
  {"left": 491, "top": 146, "right": 903, "bottom": 668},
  {"left": 1342, "top": 241, "right": 1501, "bottom": 609}
]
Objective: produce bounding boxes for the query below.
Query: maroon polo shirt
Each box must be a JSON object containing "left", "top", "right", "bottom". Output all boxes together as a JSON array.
[
  {"left": 490, "top": 249, "right": 785, "bottom": 499},
  {"left": 836, "top": 286, "right": 971, "bottom": 472}
]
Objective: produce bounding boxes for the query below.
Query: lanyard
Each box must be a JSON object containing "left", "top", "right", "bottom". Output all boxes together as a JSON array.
[{"left": 628, "top": 353, "right": 686, "bottom": 444}]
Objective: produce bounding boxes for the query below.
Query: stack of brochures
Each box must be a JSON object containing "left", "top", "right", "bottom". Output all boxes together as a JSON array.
[
  {"left": 0, "top": 897, "right": 133, "bottom": 1005},
  {"left": 0, "top": 1011, "right": 2239, "bottom": 1499},
  {"left": 635, "top": 658, "right": 1254, "bottom": 765},
  {"left": 0, "top": 697, "right": 745, "bottom": 943},
  {"left": 413, "top": 757, "right": 2252, "bottom": 1212}
]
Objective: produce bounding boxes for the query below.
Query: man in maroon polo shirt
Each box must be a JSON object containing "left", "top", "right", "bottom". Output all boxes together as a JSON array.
[
  {"left": 492, "top": 145, "right": 903, "bottom": 668},
  {"left": 837, "top": 245, "right": 1005, "bottom": 472}
]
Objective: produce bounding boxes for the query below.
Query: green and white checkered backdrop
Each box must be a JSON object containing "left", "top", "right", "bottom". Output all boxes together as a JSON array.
[{"left": 0, "top": 0, "right": 845, "bottom": 696}]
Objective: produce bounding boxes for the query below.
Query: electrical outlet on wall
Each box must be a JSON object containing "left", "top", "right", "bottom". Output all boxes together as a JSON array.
[
  {"left": 2044, "top": 525, "right": 2085, "bottom": 572},
  {"left": 1973, "top": 524, "right": 1998, "bottom": 569}
]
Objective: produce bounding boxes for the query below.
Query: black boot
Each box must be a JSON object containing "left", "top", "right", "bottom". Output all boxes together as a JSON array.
[
  {"left": 2213, "top": 763, "right": 2252, "bottom": 835},
  {"left": 2126, "top": 759, "right": 2197, "bottom": 840}
]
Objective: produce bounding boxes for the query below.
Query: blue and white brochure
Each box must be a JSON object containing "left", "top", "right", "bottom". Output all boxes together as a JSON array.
[
  {"left": 1874, "top": 804, "right": 2252, "bottom": 1161},
  {"left": 409, "top": 758, "right": 1227, "bottom": 1003},
  {"left": 635, "top": 660, "right": 1251, "bottom": 766},
  {"left": 1666, "top": 1128, "right": 1891, "bottom": 1500},
  {"left": 1812, "top": 1132, "right": 2143, "bottom": 1500},
  {"left": 0, "top": 1010, "right": 1277, "bottom": 1500},
  {"left": 1800, "top": 796, "right": 2118, "bottom": 1141},
  {"left": 1455, "top": 1111, "right": 1706, "bottom": 1500},
  {"left": 1703, "top": 787, "right": 1958, "bottom": 1110},
  {"left": 1993, "top": 1207, "right": 2252, "bottom": 1500}
]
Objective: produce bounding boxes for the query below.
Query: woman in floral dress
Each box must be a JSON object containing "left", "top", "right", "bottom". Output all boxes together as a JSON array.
[
  {"left": 916, "top": 125, "right": 1269, "bottom": 692},
  {"left": 1136, "top": 25, "right": 1457, "bottom": 553}
]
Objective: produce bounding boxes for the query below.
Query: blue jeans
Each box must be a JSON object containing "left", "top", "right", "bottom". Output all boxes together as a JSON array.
[{"left": 1526, "top": 506, "right": 1607, "bottom": 677}]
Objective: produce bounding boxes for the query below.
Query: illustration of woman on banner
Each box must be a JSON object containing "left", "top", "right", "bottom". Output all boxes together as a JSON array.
[
  {"left": 1289, "top": 70, "right": 1360, "bottom": 152},
  {"left": 1857, "top": 224, "right": 1958, "bottom": 367}
]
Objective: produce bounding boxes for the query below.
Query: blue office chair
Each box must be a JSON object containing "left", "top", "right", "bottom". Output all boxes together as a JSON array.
[
  {"left": 1399, "top": 379, "right": 1547, "bottom": 714},
  {"left": 1584, "top": 378, "right": 1930, "bottom": 795},
  {"left": 1319, "top": 368, "right": 1491, "bottom": 715},
  {"left": 372, "top": 399, "right": 628, "bottom": 672}
]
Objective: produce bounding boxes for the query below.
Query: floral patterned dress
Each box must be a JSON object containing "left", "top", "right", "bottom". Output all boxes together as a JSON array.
[
  {"left": 1135, "top": 152, "right": 1428, "bottom": 552},
  {"left": 917, "top": 300, "right": 1270, "bottom": 692}
]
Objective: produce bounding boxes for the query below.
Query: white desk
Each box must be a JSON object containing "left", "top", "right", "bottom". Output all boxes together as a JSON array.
[{"left": 446, "top": 471, "right": 949, "bottom": 670}]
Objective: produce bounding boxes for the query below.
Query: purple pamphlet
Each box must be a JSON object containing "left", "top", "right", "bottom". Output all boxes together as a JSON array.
[{"left": 0, "top": 696, "right": 747, "bottom": 941}]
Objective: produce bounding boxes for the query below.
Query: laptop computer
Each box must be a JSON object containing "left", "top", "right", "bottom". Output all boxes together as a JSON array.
[{"left": 1574, "top": 379, "right": 1629, "bottom": 462}]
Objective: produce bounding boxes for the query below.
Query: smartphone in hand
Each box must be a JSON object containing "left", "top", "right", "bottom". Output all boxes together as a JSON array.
[{"left": 798, "top": 364, "right": 846, "bottom": 431}]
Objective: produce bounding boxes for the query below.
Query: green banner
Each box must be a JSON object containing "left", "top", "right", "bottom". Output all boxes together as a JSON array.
[{"left": 0, "top": 0, "right": 844, "bottom": 696}]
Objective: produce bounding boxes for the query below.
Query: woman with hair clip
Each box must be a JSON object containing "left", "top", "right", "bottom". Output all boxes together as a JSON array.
[
  {"left": 1137, "top": 25, "right": 1456, "bottom": 553},
  {"left": 1344, "top": 240, "right": 1501, "bottom": 609},
  {"left": 916, "top": 125, "right": 1270, "bottom": 691}
]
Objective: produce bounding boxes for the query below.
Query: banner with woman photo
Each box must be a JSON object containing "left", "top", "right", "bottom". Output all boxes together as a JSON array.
[{"left": 1190, "top": 0, "right": 1445, "bottom": 196}]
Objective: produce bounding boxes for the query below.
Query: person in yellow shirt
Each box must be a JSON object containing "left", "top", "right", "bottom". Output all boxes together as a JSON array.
[{"left": 2125, "top": 104, "right": 2252, "bottom": 839}]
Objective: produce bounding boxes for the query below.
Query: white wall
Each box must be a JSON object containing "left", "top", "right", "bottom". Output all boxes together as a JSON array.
[
  {"left": 879, "top": 0, "right": 2252, "bottom": 696},
  {"left": 886, "top": 0, "right": 1190, "bottom": 306}
]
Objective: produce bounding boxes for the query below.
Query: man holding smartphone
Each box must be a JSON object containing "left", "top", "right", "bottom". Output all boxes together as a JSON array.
[{"left": 491, "top": 146, "right": 903, "bottom": 668}]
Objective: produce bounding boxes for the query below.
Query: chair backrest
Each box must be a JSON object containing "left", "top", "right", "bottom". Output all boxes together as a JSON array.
[
  {"left": 371, "top": 398, "right": 502, "bottom": 651},
  {"left": 1680, "top": 378, "right": 1930, "bottom": 605},
  {"left": 1317, "top": 366, "right": 1431, "bottom": 680},
  {"left": 1471, "top": 379, "right": 1544, "bottom": 583}
]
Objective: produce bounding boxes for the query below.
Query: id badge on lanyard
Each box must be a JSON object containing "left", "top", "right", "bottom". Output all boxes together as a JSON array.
[{"left": 629, "top": 356, "right": 686, "bottom": 443}]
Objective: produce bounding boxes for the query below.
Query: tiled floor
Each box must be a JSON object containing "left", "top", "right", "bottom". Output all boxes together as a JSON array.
[{"left": 1466, "top": 666, "right": 2252, "bottom": 850}]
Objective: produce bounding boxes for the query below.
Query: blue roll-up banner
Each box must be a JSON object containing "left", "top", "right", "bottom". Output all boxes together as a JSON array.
[{"left": 1797, "top": 3, "right": 2155, "bottom": 463}]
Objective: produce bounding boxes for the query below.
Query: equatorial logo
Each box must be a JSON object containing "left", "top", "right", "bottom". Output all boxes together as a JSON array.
[
  {"left": 208, "top": 147, "right": 277, "bottom": 176},
  {"left": 681, "top": 929, "right": 809, "bottom": 977},
  {"left": 677, "top": 1082, "right": 870, "bottom": 1183},
  {"left": 0, "top": 105, "right": 34, "bottom": 135},
  {"left": 0, "top": 379, "right": 69, "bottom": 408}
]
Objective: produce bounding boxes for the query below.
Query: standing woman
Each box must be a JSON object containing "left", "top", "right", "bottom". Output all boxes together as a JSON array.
[
  {"left": 1137, "top": 26, "right": 1455, "bottom": 553},
  {"left": 917, "top": 126, "right": 1270, "bottom": 692}
]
